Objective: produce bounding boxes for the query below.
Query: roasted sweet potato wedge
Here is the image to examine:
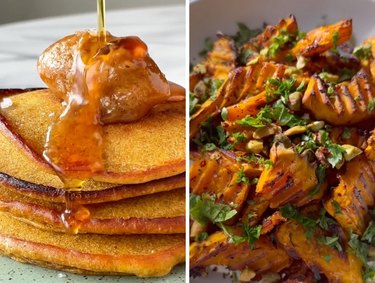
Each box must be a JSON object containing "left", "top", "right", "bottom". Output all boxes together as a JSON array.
[
  {"left": 302, "top": 70, "right": 375, "bottom": 125},
  {"left": 190, "top": 231, "right": 291, "bottom": 273},
  {"left": 276, "top": 220, "right": 362, "bottom": 283},
  {"left": 325, "top": 155, "right": 375, "bottom": 234},
  {"left": 292, "top": 19, "right": 352, "bottom": 57},
  {"left": 256, "top": 144, "right": 319, "bottom": 208},
  {"left": 205, "top": 35, "right": 237, "bottom": 80}
]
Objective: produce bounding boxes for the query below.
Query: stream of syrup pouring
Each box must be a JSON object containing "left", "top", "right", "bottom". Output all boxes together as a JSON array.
[{"left": 43, "top": 0, "right": 109, "bottom": 234}]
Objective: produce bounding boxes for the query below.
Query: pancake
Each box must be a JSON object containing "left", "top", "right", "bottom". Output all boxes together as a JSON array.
[
  {"left": 0, "top": 126, "right": 185, "bottom": 203},
  {"left": 0, "top": 212, "right": 185, "bottom": 277},
  {"left": 0, "top": 188, "right": 185, "bottom": 234},
  {"left": 0, "top": 88, "right": 185, "bottom": 184}
]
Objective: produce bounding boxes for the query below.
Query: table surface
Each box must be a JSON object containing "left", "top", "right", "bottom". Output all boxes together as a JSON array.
[
  {"left": 0, "top": 4, "right": 185, "bottom": 88},
  {"left": 0, "top": 4, "right": 186, "bottom": 283}
]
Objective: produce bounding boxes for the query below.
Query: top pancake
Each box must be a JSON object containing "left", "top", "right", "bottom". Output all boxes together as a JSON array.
[{"left": 0, "top": 89, "right": 186, "bottom": 184}]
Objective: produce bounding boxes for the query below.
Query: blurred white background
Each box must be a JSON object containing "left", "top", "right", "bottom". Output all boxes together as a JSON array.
[{"left": 0, "top": 0, "right": 182, "bottom": 24}]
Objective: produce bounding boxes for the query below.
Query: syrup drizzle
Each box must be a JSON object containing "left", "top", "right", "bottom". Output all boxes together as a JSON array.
[
  {"left": 97, "top": 0, "right": 107, "bottom": 45},
  {"left": 44, "top": 0, "right": 108, "bottom": 233}
]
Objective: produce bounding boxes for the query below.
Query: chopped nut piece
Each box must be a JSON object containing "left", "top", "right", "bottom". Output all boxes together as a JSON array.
[
  {"left": 307, "top": 121, "right": 325, "bottom": 132},
  {"left": 246, "top": 140, "right": 263, "bottom": 154},
  {"left": 239, "top": 268, "right": 256, "bottom": 282},
  {"left": 283, "top": 125, "right": 307, "bottom": 136}
]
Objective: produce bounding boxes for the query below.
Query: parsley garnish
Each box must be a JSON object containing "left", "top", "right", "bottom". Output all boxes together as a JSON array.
[
  {"left": 190, "top": 92, "right": 199, "bottom": 115},
  {"left": 271, "top": 100, "right": 307, "bottom": 127},
  {"left": 362, "top": 221, "right": 375, "bottom": 245},
  {"left": 331, "top": 200, "right": 342, "bottom": 215},
  {"left": 236, "top": 154, "right": 273, "bottom": 169},
  {"left": 236, "top": 115, "right": 267, "bottom": 128},
  {"left": 221, "top": 107, "right": 228, "bottom": 120},
  {"left": 317, "top": 209, "right": 335, "bottom": 231},
  {"left": 280, "top": 204, "right": 316, "bottom": 238},
  {"left": 203, "top": 143, "right": 216, "bottom": 152},
  {"left": 342, "top": 127, "right": 351, "bottom": 140},
  {"left": 231, "top": 23, "right": 261, "bottom": 48},
  {"left": 236, "top": 168, "right": 250, "bottom": 184},
  {"left": 199, "top": 37, "right": 214, "bottom": 57},
  {"left": 232, "top": 132, "right": 247, "bottom": 145},
  {"left": 320, "top": 130, "right": 346, "bottom": 168},
  {"left": 190, "top": 194, "right": 237, "bottom": 225},
  {"left": 238, "top": 49, "right": 256, "bottom": 65},
  {"left": 318, "top": 236, "right": 343, "bottom": 251},
  {"left": 196, "top": 232, "right": 208, "bottom": 242},
  {"left": 268, "top": 30, "right": 293, "bottom": 58},
  {"left": 368, "top": 98, "right": 375, "bottom": 111},
  {"left": 242, "top": 223, "right": 262, "bottom": 248},
  {"left": 265, "top": 78, "right": 296, "bottom": 101},
  {"left": 331, "top": 31, "right": 339, "bottom": 54},
  {"left": 323, "top": 255, "right": 332, "bottom": 262},
  {"left": 353, "top": 44, "right": 372, "bottom": 60},
  {"left": 309, "top": 164, "right": 326, "bottom": 196}
]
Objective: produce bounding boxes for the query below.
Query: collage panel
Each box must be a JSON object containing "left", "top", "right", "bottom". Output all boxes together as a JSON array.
[
  {"left": 0, "top": 0, "right": 186, "bottom": 282},
  {"left": 190, "top": 0, "right": 375, "bottom": 282}
]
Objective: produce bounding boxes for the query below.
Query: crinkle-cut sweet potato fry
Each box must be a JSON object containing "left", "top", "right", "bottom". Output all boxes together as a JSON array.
[
  {"left": 256, "top": 144, "right": 319, "bottom": 209},
  {"left": 292, "top": 19, "right": 352, "bottom": 57},
  {"left": 205, "top": 35, "right": 237, "bottom": 81},
  {"left": 190, "top": 231, "right": 291, "bottom": 273},
  {"left": 276, "top": 220, "right": 363, "bottom": 283},
  {"left": 325, "top": 155, "right": 375, "bottom": 235},
  {"left": 302, "top": 69, "right": 375, "bottom": 125}
]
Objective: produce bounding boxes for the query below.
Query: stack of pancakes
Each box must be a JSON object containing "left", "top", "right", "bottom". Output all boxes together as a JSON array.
[{"left": 0, "top": 88, "right": 186, "bottom": 277}]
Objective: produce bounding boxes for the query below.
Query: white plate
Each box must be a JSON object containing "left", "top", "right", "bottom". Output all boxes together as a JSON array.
[
  {"left": 0, "top": 4, "right": 186, "bottom": 283},
  {"left": 190, "top": 0, "right": 375, "bottom": 281}
]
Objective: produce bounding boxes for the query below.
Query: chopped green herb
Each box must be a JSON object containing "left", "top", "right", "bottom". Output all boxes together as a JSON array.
[
  {"left": 318, "top": 236, "right": 343, "bottom": 251},
  {"left": 268, "top": 30, "right": 293, "bottom": 58},
  {"left": 236, "top": 116, "right": 266, "bottom": 128},
  {"left": 232, "top": 23, "right": 261, "bottom": 48},
  {"left": 368, "top": 98, "right": 375, "bottom": 111},
  {"left": 236, "top": 154, "right": 273, "bottom": 169},
  {"left": 353, "top": 44, "right": 372, "bottom": 60},
  {"left": 296, "top": 80, "right": 306, "bottom": 92},
  {"left": 203, "top": 143, "right": 216, "bottom": 152},
  {"left": 362, "top": 221, "right": 375, "bottom": 245},
  {"left": 331, "top": 200, "right": 342, "bottom": 215},
  {"left": 190, "top": 194, "right": 237, "bottom": 225},
  {"left": 232, "top": 132, "right": 247, "bottom": 145},
  {"left": 280, "top": 204, "right": 316, "bottom": 238},
  {"left": 271, "top": 100, "right": 307, "bottom": 127},
  {"left": 221, "top": 107, "right": 228, "bottom": 121},
  {"left": 348, "top": 232, "right": 369, "bottom": 264},
  {"left": 317, "top": 209, "right": 336, "bottom": 231},
  {"left": 238, "top": 49, "right": 256, "bottom": 65},
  {"left": 296, "top": 132, "right": 319, "bottom": 154},
  {"left": 342, "top": 127, "right": 351, "bottom": 140},
  {"left": 199, "top": 37, "right": 214, "bottom": 57},
  {"left": 265, "top": 78, "right": 296, "bottom": 101},
  {"left": 327, "top": 85, "right": 335, "bottom": 95},
  {"left": 320, "top": 130, "right": 345, "bottom": 168},
  {"left": 309, "top": 164, "right": 326, "bottom": 196},
  {"left": 323, "top": 255, "right": 332, "bottom": 262},
  {"left": 331, "top": 31, "right": 339, "bottom": 54},
  {"left": 236, "top": 168, "right": 250, "bottom": 184},
  {"left": 196, "top": 232, "right": 208, "bottom": 242},
  {"left": 190, "top": 92, "right": 199, "bottom": 115},
  {"left": 242, "top": 223, "right": 262, "bottom": 248},
  {"left": 296, "top": 31, "right": 307, "bottom": 41},
  {"left": 338, "top": 68, "right": 357, "bottom": 82}
]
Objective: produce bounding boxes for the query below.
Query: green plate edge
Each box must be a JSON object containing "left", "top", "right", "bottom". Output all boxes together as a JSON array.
[{"left": 0, "top": 256, "right": 185, "bottom": 283}]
